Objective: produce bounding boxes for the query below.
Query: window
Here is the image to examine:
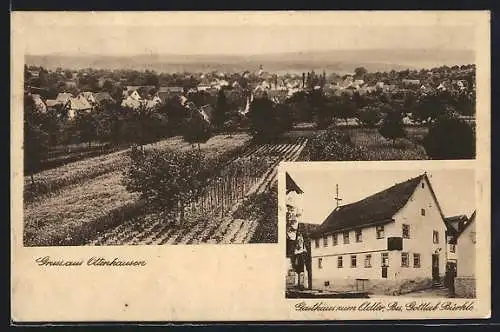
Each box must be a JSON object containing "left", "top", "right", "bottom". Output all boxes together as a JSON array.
[
  {"left": 332, "top": 233, "right": 338, "bottom": 246},
  {"left": 433, "top": 231, "right": 439, "bottom": 244},
  {"left": 337, "top": 256, "right": 343, "bottom": 268},
  {"left": 470, "top": 231, "right": 476, "bottom": 244},
  {"left": 364, "top": 254, "right": 372, "bottom": 268},
  {"left": 449, "top": 244, "right": 456, "bottom": 253},
  {"left": 343, "top": 231, "right": 350, "bottom": 244},
  {"left": 355, "top": 229, "right": 363, "bottom": 242},
  {"left": 381, "top": 253, "right": 389, "bottom": 267},
  {"left": 323, "top": 236, "right": 328, "bottom": 247},
  {"left": 413, "top": 253, "right": 421, "bottom": 268},
  {"left": 421, "top": 182, "right": 425, "bottom": 189},
  {"left": 318, "top": 258, "right": 323, "bottom": 269},
  {"left": 402, "top": 224, "right": 410, "bottom": 239},
  {"left": 315, "top": 238, "right": 320, "bottom": 248},
  {"left": 401, "top": 252, "right": 409, "bottom": 267},
  {"left": 421, "top": 208, "right": 426, "bottom": 216},
  {"left": 351, "top": 255, "right": 357, "bottom": 268},
  {"left": 376, "top": 225, "right": 385, "bottom": 239}
]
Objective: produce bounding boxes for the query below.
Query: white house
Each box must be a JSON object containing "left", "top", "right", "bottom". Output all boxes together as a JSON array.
[
  {"left": 454, "top": 211, "right": 476, "bottom": 298},
  {"left": 309, "top": 173, "right": 447, "bottom": 295}
]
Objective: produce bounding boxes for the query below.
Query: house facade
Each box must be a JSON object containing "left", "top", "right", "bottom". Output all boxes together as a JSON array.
[
  {"left": 309, "top": 174, "right": 447, "bottom": 295},
  {"left": 454, "top": 211, "right": 476, "bottom": 298}
]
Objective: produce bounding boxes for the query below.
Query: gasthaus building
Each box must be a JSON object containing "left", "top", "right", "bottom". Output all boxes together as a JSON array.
[{"left": 309, "top": 173, "right": 448, "bottom": 295}]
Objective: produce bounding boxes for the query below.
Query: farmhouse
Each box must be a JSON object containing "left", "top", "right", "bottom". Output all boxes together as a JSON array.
[
  {"left": 454, "top": 211, "right": 476, "bottom": 298},
  {"left": 309, "top": 173, "right": 447, "bottom": 295},
  {"left": 67, "top": 94, "right": 93, "bottom": 119}
]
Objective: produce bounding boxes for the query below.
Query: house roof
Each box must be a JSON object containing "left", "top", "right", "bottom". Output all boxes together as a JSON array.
[
  {"left": 56, "top": 92, "right": 73, "bottom": 103},
  {"left": 457, "top": 210, "right": 476, "bottom": 238},
  {"left": 69, "top": 96, "right": 93, "bottom": 111},
  {"left": 94, "top": 92, "right": 115, "bottom": 104},
  {"left": 158, "top": 86, "right": 184, "bottom": 93},
  {"left": 310, "top": 174, "right": 426, "bottom": 237},
  {"left": 286, "top": 172, "right": 304, "bottom": 194},
  {"left": 45, "top": 99, "right": 60, "bottom": 108},
  {"left": 444, "top": 214, "right": 468, "bottom": 231}
]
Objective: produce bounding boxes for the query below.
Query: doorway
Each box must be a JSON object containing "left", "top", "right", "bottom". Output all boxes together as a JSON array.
[{"left": 432, "top": 254, "right": 440, "bottom": 282}]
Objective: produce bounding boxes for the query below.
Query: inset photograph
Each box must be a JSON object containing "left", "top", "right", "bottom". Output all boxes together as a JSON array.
[{"left": 284, "top": 165, "right": 476, "bottom": 299}]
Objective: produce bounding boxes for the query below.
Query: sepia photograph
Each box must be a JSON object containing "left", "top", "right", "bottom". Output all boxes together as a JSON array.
[
  {"left": 284, "top": 167, "right": 477, "bottom": 299},
  {"left": 20, "top": 12, "right": 479, "bottom": 247},
  {"left": 11, "top": 11, "right": 490, "bottom": 322}
]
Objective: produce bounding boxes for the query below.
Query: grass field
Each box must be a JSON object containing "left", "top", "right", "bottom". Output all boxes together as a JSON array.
[
  {"left": 343, "top": 126, "right": 429, "bottom": 160},
  {"left": 23, "top": 133, "right": 252, "bottom": 246},
  {"left": 286, "top": 125, "right": 429, "bottom": 161}
]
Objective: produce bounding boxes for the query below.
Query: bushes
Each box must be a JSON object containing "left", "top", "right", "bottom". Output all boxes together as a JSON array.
[
  {"left": 423, "top": 114, "right": 476, "bottom": 159},
  {"left": 123, "top": 148, "right": 210, "bottom": 222},
  {"left": 379, "top": 111, "right": 406, "bottom": 144},
  {"left": 304, "top": 129, "right": 367, "bottom": 161}
]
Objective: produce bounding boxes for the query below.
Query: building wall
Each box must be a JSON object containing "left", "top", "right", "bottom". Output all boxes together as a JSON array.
[
  {"left": 310, "top": 176, "right": 447, "bottom": 290},
  {"left": 456, "top": 220, "right": 476, "bottom": 278},
  {"left": 390, "top": 177, "right": 447, "bottom": 280}
]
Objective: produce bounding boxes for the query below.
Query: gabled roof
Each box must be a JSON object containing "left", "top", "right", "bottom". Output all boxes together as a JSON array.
[
  {"left": 69, "top": 96, "right": 93, "bottom": 111},
  {"left": 311, "top": 174, "right": 426, "bottom": 237},
  {"left": 94, "top": 92, "right": 115, "bottom": 104},
  {"left": 286, "top": 172, "right": 304, "bottom": 194},
  {"left": 56, "top": 92, "right": 73, "bottom": 104},
  {"left": 457, "top": 210, "right": 476, "bottom": 238},
  {"left": 444, "top": 214, "right": 468, "bottom": 235}
]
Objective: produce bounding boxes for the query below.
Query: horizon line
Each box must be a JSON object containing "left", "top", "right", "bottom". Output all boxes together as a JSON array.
[{"left": 25, "top": 47, "right": 475, "bottom": 58}]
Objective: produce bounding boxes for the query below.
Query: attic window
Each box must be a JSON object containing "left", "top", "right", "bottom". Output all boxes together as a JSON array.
[{"left": 421, "top": 182, "right": 425, "bottom": 189}]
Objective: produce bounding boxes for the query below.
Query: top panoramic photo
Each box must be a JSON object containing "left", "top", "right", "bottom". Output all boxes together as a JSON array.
[{"left": 16, "top": 12, "right": 483, "bottom": 247}]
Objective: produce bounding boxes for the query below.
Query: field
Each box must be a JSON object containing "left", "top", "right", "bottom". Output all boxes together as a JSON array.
[
  {"left": 23, "top": 133, "right": 253, "bottom": 246},
  {"left": 87, "top": 138, "right": 307, "bottom": 245},
  {"left": 343, "top": 126, "right": 428, "bottom": 160}
]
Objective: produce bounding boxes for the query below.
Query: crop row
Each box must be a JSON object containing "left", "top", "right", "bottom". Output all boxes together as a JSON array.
[{"left": 87, "top": 138, "right": 308, "bottom": 246}]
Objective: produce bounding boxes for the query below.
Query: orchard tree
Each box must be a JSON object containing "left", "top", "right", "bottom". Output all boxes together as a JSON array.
[
  {"left": 213, "top": 89, "right": 229, "bottom": 130},
  {"left": 123, "top": 148, "right": 209, "bottom": 225},
  {"left": 423, "top": 114, "right": 475, "bottom": 159},
  {"left": 247, "top": 97, "right": 280, "bottom": 142},
  {"left": 354, "top": 67, "right": 368, "bottom": 79},
  {"left": 379, "top": 110, "right": 406, "bottom": 144},
  {"left": 182, "top": 108, "right": 212, "bottom": 149},
  {"left": 75, "top": 111, "right": 97, "bottom": 148},
  {"left": 356, "top": 105, "right": 383, "bottom": 128},
  {"left": 24, "top": 95, "right": 49, "bottom": 185}
]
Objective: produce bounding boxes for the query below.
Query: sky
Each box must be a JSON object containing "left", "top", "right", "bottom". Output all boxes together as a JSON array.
[
  {"left": 286, "top": 168, "right": 476, "bottom": 225},
  {"left": 18, "top": 13, "right": 476, "bottom": 56}
]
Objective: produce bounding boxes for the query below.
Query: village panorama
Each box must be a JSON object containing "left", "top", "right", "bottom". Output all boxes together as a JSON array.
[{"left": 23, "top": 61, "right": 476, "bottom": 247}]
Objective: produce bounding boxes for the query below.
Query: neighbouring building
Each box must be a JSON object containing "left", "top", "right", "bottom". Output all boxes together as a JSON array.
[
  {"left": 454, "top": 211, "right": 476, "bottom": 298},
  {"left": 309, "top": 173, "right": 448, "bottom": 295},
  {"left": 286, "top": 172, "right": 311, "bottom": 290},
  {"left": 67, "top": 94, "right": 93, "bottom": 119},
  {"left": 402, "top": 79, "right": 421, "bottom": 87}
]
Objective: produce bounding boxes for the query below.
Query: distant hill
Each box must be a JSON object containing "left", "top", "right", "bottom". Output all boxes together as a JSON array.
[{"left": 25, "top": 48, "right": 474, "bottom": 74}]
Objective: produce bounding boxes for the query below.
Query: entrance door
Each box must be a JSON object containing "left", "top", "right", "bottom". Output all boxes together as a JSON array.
[
  {"left": 446, "top": 262, "right": 457, "bottom": 293},
  {"left": 381, "top": 266, "right": 388, "bottom": 278},
  {"left": 432, "top": 254, "right": 440, "bottom": 282}
]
